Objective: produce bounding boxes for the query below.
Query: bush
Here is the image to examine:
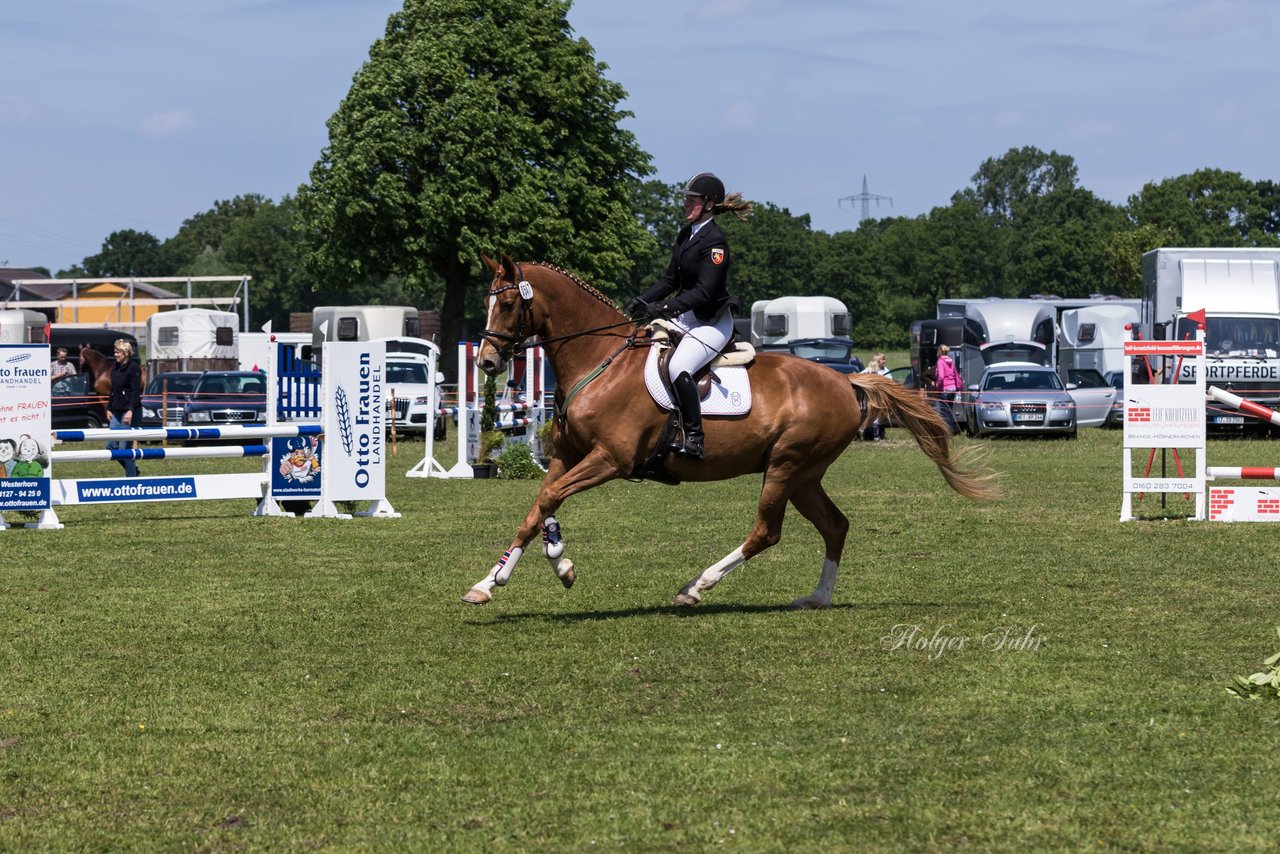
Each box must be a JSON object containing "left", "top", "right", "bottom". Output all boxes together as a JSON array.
[{"left": 496, "top": 441, "right": 544, "bottom": 480}]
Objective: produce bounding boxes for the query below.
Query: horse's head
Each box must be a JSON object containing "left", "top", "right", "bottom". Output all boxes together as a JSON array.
[{"left": 477, "top": 253, "right": 542, "bottom": 376}]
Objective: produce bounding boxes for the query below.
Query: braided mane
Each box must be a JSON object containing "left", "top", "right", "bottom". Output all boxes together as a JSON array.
[{"left": 530, "top": 262, "right": 622, "bottom": 313}]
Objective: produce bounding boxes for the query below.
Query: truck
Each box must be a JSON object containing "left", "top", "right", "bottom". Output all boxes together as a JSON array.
[
  {"left": 1141, "top": 248, "right": 1280, "bottom": 433},
  {"left": 935, "top": 298, "right": 1058, "bottom": 387}
]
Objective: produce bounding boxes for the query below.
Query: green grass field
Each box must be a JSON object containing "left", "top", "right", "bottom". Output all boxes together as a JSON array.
[{"left": 3, "top": 426, "right": 1279, "bottom": 851}]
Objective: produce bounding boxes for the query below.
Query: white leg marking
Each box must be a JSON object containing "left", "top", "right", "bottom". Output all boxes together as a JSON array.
[
  {"left": 791, "top": 557, "right": 839, "bottom": 610},
  {"left": 675, "top": 545, "right": 747, "bottom": 605}
]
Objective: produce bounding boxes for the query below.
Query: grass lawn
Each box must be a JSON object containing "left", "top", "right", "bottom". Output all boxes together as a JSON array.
[{"left": 2, "top": 427, "right": 1279, "bottom": 851}]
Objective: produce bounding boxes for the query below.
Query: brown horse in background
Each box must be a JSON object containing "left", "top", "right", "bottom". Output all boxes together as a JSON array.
[
  {"left": 80, "top": 345, "right": 145, "bottom": 399},
  {"left": 464, "top": 255, "right": 1000, "bottom": 609}
]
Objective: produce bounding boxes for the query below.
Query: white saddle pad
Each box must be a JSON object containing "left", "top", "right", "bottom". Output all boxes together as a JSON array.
[{"left": 643, "top": 346, "right": 752, "bottom": 415}]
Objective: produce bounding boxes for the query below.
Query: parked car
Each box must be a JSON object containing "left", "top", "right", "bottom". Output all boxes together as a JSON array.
[
  {"left": 1062, "top": 367, "right": 1118, "bottom": 428},
  {"left": 182, "top": 371, "right": 268, "bottom": 429},
  {"left": 777, "top": 338, "right": 865, "bottom": 374},
  {"left": 886, "top": 366, "right": 918, "bottom": 389},
  {"left": 50, "top": 372, "right": 107, "bottom": 429},
  {"left": 1103, "top": 370, "right": 1125, "bottom": 428},
  {"left": 140, "top": 371, "right": 202, "bottom": 428},
  {"left": 964, "top": 362, "right": 1077, "bottom": 438},
  {"left": 385, "top": 354, "right": 447, "bottom": 440}
]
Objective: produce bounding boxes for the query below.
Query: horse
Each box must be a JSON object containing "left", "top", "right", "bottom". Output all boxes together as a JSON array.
[
  {"left": 464, "top": 254, "right": 1000, "bottom": 609},
  {"left": 79, "top": 345, "right": 115, "bottom": 397},
  {"left": 79, "top": 344, "right": 145, "bottom": 400}
]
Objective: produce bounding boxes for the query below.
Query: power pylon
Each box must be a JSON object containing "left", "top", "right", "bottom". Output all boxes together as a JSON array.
[{"left": 837, "top": 175, "right": 892, "bottom": 222}]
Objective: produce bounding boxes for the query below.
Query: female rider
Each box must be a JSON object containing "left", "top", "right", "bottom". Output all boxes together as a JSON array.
[{"left": 626, "top": 172, "right": 752, "bottom": 459}]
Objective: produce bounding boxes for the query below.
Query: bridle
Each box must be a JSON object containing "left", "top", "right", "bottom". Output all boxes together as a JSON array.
[{"left": 481, "top": 263, "right": 646, "bottom": 359}]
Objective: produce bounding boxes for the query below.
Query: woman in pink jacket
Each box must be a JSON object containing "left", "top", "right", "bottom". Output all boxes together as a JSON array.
[{"left": 933, "top": 344, "right": 961, "bottom": 434}]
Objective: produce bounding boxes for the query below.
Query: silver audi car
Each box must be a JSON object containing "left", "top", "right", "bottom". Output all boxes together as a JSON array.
[{"left": 963, "top": 362, "right": 1077, "bottom": 438}]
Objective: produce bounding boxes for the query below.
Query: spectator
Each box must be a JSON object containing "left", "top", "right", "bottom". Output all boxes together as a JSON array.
[
  {"left": 107, "top": 339, "right": 144, "bottom": 477},
  {"left": 933, "top": 344, "right": 962, "bottom": 435},
  {"left": 861, "top": 353, "right": 890, "bottom": 440},
  {"left": 50, "top": 347, "right": 77, "bottom": 381}
]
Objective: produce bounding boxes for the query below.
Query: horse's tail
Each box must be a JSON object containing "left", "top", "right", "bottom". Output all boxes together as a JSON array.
[{"left": 849, "top": 374, "right": 1001, "bottom": 502}]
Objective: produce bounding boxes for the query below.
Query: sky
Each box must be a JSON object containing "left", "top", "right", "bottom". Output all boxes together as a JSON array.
[{"left": 2, "top": 0, "right": 1278, "bottom": 276}]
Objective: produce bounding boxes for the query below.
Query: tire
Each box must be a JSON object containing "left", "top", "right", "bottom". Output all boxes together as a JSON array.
[{"left": 86, "top": 412, "right": 103, "bottom": 429}]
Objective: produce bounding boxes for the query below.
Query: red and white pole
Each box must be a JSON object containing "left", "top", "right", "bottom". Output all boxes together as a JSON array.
[{"left": 1207, "top": 386, "right": 1280, "bottom": 428}]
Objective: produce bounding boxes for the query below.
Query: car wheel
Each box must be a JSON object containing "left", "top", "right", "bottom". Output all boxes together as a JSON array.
[
  {"left": 965, "top": 413, "right": 977, "bottom": 438},
  {"left": 434, "top": 418, "right": 447, "bottom": 442},
  {"left": 86, "top": 412, "right": 103, "bottom": 429}
]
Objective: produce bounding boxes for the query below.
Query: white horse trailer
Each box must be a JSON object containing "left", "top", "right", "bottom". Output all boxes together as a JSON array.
[
  {"left": 0, "top": 308, "right": 49, "bottom": 344},
  {"left": 749, "top": 296, "right": 851, "bottom": 349}
]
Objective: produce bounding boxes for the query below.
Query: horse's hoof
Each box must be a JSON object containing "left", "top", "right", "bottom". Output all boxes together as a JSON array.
[
  {"left": 788, "top": 596, "right": 829, "bottom": 611},
  {"left": 557, "top": 559, "right": 576, "bottom": 589},
  {"left": 460, "top": 588, "right": 491, "bottom": 605},
  {"left": 672, "top": 592, "right": 700, "bottom": 607}
]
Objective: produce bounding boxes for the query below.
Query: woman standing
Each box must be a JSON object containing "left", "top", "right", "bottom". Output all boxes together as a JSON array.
[
  {"left": 933, "top": 344, "right": 962, "bottom": 435},
  {"left": 107, "top": 339, "right": 143, "bottom": 477},
  {"left": 626, "top": 172, "right": 752, "bottom": 459}
]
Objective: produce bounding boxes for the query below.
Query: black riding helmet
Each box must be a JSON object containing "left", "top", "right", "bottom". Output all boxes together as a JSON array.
[{"left": 682, "top": 172, "right": 725, "bottom": 204}]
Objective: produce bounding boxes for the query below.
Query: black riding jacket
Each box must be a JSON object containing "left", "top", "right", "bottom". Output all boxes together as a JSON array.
[{"left": 638, "top": 219, "right": 738, "bottom": 323}]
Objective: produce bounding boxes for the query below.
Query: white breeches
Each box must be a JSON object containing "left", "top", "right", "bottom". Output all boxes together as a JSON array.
[{"left": 666, "top": 307, "right": 734, "bottom": 381}]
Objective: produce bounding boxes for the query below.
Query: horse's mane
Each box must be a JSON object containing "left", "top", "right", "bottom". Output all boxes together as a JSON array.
[{"left": 530, "top": 262, "right": 622, "bottom": 314}]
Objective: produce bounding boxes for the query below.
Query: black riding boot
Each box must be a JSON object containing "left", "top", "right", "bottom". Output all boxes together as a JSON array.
[{"left": 671, "top": 372, "right": 705, "bottom": 459}]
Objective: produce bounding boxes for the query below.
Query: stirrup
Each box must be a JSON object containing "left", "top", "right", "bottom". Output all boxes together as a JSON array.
[{"left": 671, "top": 434, "right": 704, "bottom": 459}]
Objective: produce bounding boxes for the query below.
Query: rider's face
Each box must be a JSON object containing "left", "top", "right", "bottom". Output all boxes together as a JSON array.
[{"left": 683, "top": 194, "right": 709, "bottom": 224}]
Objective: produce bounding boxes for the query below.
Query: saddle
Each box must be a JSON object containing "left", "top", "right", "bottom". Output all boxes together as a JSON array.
[
  {"left": 629, "top": 322, "right": 756, "bottom": 485},
  {"left": 647, "top": 319, "right": 755, "bottom": 399}
]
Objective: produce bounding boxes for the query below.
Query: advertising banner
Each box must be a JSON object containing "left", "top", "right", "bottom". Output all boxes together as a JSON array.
[
  {"left": 322, "top": 340, "right": 387, "bottom": 502},
  {"left": 0, "top": 344, "right": 52, "bottom": 512}
]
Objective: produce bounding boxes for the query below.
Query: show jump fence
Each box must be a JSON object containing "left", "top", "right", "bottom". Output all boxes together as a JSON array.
[
  {"left": 1119, "top": 333, "right": 1280, "bottom": 522},
  {"left": 1, "top": 339, "right": 398, "bottom": 531}
]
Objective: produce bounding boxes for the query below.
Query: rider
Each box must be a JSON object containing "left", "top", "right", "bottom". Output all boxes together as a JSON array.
[{"left": 626, "top": 172, "right": 752, "bottom": 459}]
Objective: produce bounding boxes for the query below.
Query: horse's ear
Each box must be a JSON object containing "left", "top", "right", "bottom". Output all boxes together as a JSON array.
[
  {"left": 500, "top": 253, "right": 519, "bottom": 282},
  {"left": 481, "top": 254, "right": 500, "bottom": 274}
]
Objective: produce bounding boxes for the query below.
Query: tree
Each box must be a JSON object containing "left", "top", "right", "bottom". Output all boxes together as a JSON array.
[
  {"left": 82, "top": 229, "right": 172, "bottom": 277},
  {"left": 1126, "top": 169, "right": 1280, "bottom": 247},
  {"left": 958, "top": 146, "right": 1080, "bottom": 224},
  {"left": 1103, "top": 223, "right": 1176, "bottom": 297},
  {"left": 719, "top": 203, "right": 818, "bottom": 307},
  {"left": 296, "top": 0, "right": 654, "bottom": 352}
]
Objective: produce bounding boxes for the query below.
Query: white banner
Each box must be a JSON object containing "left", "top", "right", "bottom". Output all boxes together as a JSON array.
[
  {"left": 0, "top": 345, "right": 52, "bottom": 511},
  {"left": 322, "top": 340, "right": 387, "bottom": 502},
  {"left": 1123, "top": 383, "right": 1206, "bottom": 448}
]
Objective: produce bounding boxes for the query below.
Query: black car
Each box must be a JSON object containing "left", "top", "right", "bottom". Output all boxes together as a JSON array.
[
  {"left": 140, "top": 371, "right": 202, "bottom": 428},
  {"left": 182, "top": 371, "right": 268, "bottom": 429},
  {"left": 50, "top": 372, "right": 107, "bottom": 429},
  {"left": 778, "top": 338, "right": 865, "bottom": 374}
]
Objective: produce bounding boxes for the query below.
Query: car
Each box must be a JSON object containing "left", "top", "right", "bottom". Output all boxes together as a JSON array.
[
  {"left": 1062, "top": 367, "right": 1117, "bottom": 428},
  {"left": 886, "top": 365, "right": 918, "bottom": 389},
  {"left": 964, "top": 362, "right": 1077, "bottom": 438},
  {"left": 775, "top": 337, "right": 865, "bottom": 374},
  {"left": 182, "top": 371, "right": 268, "bottom": 429},
  {"left": 50, "top": 371, "right": 107, "bottom": 429},
  {"left": 1103, "top": 370, "right": 1126, "bottom": 428},
  {"left": 385, "top": 355, "right": 447, "bottom": 440},
  {"left": 140, "top": 371, "right": 202, "bottom": 428}
]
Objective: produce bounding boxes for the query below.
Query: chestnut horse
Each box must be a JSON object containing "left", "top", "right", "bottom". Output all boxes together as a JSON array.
[
  {"left": 80, "top": 345, "right": 145, "bottom": 399},
  {"left": 79, "top": 346, "right": 115, "bottom": 397},
  {"left": 464, "top": 255, "right": 999, "bottom": 609}
]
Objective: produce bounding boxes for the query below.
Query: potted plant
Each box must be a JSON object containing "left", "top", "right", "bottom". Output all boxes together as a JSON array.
[
  {"left": 535, "top": 418, "right": 556, "bottom": 466},
  {"left": 473, "top": 374, "right": 504, "bottom": 478}
]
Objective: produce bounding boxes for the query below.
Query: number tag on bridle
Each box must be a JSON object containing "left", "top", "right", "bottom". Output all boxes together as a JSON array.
[{"left": 518, "top": 281, "right": 534, "bottom": 301}]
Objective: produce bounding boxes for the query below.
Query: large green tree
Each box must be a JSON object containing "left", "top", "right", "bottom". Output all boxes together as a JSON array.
[
  {"left": 83, "top": 229, "right": 173, "bottom": 278},
  {"left": 1126, "top": 168, "right": 1280, "bottom": 247},
  {"left": 296, "top": 0, "right": 654, "bottom": 351}
]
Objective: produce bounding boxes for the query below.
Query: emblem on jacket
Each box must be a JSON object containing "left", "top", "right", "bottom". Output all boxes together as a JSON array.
[{"left": 711, "top": 248, "right": 725, "bottom": 265}]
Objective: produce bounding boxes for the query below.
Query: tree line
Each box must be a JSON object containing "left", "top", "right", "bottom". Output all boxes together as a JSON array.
[{"left": 55, "top": 0, "right": 1280, "bottom": 353}]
